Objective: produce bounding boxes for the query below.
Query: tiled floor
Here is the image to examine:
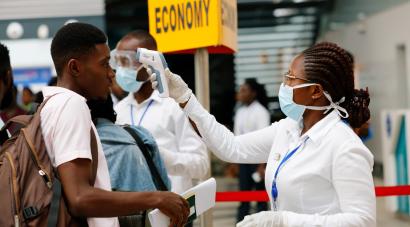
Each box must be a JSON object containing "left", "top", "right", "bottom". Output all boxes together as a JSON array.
[{"left": 193, "top": 177, "right": 410, "bottom": 226}]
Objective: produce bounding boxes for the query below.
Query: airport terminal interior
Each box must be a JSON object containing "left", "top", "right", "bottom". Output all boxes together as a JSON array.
[{"left": 0, "top": 0, "right": 410, "bottom": 226}]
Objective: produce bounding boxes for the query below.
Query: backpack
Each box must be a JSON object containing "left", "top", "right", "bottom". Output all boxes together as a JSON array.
[{"left": 0, "top": 97, "right": 98, "bottom": 227}]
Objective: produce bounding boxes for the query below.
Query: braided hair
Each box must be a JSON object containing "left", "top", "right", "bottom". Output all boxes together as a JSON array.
[{"left": 302, "top": 42, "right": 370, "bottom": 128}]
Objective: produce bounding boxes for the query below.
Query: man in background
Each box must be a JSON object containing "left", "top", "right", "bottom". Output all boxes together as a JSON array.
[{"left": 114, "top": 30, "right": 209, "bottom": 197}]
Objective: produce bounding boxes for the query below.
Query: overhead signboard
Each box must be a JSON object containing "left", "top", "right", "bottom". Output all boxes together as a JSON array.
[
  {"left": 13, "top": 67, "right": 52, "bottom": 86},
  {"left": 148, "top": 0, "right": 237, "bottom": 53}
]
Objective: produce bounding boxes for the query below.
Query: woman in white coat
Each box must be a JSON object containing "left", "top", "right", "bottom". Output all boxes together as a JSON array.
[{"left": 149, "top": 42, "right": 375, "bottom": 226}]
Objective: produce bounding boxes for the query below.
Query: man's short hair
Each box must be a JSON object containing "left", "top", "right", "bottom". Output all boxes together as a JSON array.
[
  {"left": 0, "top": 42, "right": 11, "bottom": 79},
  {"left": 51, "top": 22, "right": 107, "bottom": 76},
  {"left": 121, "top": 30, "right": 157, "bottom": 50}
]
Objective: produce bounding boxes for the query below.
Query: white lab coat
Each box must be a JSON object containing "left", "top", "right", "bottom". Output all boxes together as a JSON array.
[
  {"left": 234, "top": 101, "right": 270, "bottom": 135},
  {"left": 183, "top": 95, "right": 376, "bottom": 227}
]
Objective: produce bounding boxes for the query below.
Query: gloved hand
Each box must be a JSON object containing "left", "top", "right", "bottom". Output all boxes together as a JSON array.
[
  {"left": 236, "top": 211, "right": 284, "bottom": 227},
  {"left": 147, "top": 67, "right": 193, "bottom": 104}
]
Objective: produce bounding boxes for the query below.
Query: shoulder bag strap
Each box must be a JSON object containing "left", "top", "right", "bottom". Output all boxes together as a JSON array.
[{"left": 123, "top": 126, "right": 168, "bottom": 191}]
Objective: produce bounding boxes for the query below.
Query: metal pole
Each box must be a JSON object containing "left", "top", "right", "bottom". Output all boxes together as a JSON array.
[
  {"left": 194, "top": 48, "right": 213, "bottom": 227},
  {"left": 195, "top": 48, "right": 210, "bottom": 110}
]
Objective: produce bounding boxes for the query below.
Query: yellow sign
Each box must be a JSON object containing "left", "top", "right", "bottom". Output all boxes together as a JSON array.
[{"left": 148, "top": 0, "right": 237, "bottom": 53}]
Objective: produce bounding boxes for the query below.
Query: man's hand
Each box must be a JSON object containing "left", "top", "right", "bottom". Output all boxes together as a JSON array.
[
  {"left": 148, "top": 67, "right": 192, "bottom": 104},
  {"left": 156, "top": 192, "right": 190, "bottom": 227},
  {"left": 57, "top": 158, "right": 189, "bottom": 222}
]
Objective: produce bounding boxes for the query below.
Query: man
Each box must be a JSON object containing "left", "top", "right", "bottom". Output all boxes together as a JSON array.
[
  {"left": 0, "top": 42, "right": 13, "bottom": 140},
  {"left": 114, "top": 30, "right": 209, "bottom": 194},
  {"left": 41, "top": 23, "right": 189, "bottom": 227}
]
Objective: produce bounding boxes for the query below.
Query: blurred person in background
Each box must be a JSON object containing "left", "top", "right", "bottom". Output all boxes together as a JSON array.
[
  {"left": 21, "top": 86, "right": 35, "bottom": 112},
  {"left": 234, "top": 78, "right": 270, "bottom": 222},
  {"left": 0, "top": 85, "right": 27, "bottom": 123},
  {"left": 0, "top": 42, "right": 13, "bottom": 127},
  {"left": 0, "top": 42, "right": 14, "bottom": 141},
  {"left": 149, "top": 42, "right": 375, "bottom": 226},
  {"left": 113, "top": 30, "right": 209, "bottom": 200}
]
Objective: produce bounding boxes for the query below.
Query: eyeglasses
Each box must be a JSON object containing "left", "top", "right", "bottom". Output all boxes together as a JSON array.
[{"left": 282, "top": 72, "right": 312, "bottom": 84}]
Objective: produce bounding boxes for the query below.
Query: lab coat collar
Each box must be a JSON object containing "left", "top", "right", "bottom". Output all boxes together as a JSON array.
[
  {"left": 305, "top": 110, "right": 342, "bottom": 144},
  {"left": 125, "top": 90, "right": 163, "bottom": 108},
  {"left": 285, "top": 110, "right": 342, "bottom": 145}
]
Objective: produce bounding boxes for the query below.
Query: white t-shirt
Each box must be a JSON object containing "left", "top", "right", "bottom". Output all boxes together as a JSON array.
[
  {"left": 115, "top": 91, "right": 208, "bottom": 194},
  {"left": 41, "top": 86, "right": 119, "bottom": 227},
  {"left": 234, "top": 100, "right": 270, "bottom": 135}
]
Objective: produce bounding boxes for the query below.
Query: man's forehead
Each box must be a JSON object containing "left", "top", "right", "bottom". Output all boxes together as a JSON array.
[
  {"left": 94, "top": 43, "right": 110, "bottom": 58},
  {"left": 116, "top": 37, "right": 143, "bottom": 51}
]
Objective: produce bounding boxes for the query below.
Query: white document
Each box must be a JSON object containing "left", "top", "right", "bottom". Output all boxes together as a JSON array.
[{"left": 148, "top": 178, "right": 217, "bottom": 227}]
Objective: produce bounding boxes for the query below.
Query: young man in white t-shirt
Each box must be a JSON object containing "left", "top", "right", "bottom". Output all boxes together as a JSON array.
[{"left": 43, "top": 22, "right": 189, "bottom": 227}]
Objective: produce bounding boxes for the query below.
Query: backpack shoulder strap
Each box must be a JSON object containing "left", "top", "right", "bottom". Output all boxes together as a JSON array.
[{"left": 123, "top": 126, "right": 168, "bottom": 191}]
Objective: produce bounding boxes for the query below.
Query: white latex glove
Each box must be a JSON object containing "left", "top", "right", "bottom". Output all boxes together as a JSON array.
[
  {"left": 148, "top": 67, "right": 192, "bottom": 103},
  {"left": 236, "top": 211, "right": 284, "bottom": 227}
]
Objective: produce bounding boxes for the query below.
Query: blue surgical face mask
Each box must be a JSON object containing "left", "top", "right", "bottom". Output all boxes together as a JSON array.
[
  {"left": 278, "top": 83, "right": 349, "bottom": 123},
  {"left": 279, "top": 83, "right": 313, "bottom": 122},
  {"left": 115, "top": 66, "right": 146, "bottom": 93}
]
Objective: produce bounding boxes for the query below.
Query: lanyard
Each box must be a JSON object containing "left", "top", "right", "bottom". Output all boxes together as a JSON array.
[
  {"left": 271, "top": 137, "right": 308, "bottom": 209},
  {"left": 130, "top": 100, "right": 154, "bottom": 126}
]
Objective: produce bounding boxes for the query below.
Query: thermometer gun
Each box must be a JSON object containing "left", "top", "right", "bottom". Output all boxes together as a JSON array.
[{"left": 136, "top": 48, "right": 169, "bottom": 98}]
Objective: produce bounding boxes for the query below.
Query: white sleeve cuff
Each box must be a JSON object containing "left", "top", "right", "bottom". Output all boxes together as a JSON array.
[
  {"left": 182, "top": 95, "right": 205, "bottom": 123},
  {"left": 55, "top": 149, "right": 92, "bottom": 167}
]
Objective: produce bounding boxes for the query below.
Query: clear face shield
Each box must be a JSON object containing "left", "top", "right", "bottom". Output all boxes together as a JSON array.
[{"left": 109, "top": 49, "right": 145, "bottom": 81}]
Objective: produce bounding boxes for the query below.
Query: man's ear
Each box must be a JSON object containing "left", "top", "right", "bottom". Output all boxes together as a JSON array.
[
  {"left": 67, "top": 59, "right": 81, "bottom": 77},
  {"left": 311, "top": 84, "right": 324, "bottom": 100}
]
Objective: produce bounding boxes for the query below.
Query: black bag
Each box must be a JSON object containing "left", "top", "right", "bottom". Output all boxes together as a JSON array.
[{"left": 118, "top": 126, "right": 169, "bottom": 227}]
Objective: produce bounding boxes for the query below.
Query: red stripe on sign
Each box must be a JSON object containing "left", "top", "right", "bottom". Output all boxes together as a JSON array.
[{"left": 215, "top": 186, "right": 410, "bottom": 202}]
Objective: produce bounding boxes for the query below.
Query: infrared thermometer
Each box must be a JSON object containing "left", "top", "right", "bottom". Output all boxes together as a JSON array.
[{"left": 136, "top": 48, "right": 169, "bottom": 98}]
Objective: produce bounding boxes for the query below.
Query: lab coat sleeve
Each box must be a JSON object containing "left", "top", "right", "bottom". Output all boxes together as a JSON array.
[
  {"left": 183, "top": 95, "right": 276, "bottom": 163},
  {"left": 159, "top": 103, "right": 209, "bottom": 179},
  {"left": 280, "top": 141, "right": 376, "bottom": 227}
]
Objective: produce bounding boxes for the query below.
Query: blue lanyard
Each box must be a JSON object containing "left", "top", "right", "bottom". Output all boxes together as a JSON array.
[
  {"left": 130, "top": 100, "right": 154, "bottom": 126},
  {"left": 271, "top": 137, "right": 308, "bottom": 204}
]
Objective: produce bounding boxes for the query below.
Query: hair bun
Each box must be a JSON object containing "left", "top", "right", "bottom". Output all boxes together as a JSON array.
[{"left": 346, "top": 87, "right": 370, "bottom": 128}]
